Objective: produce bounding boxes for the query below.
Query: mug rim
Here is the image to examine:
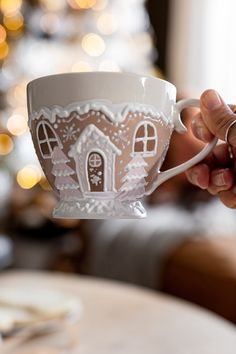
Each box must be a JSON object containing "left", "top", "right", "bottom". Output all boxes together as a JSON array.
[{"left": 27, "top": 71, "right": 176, "bottom": 91}]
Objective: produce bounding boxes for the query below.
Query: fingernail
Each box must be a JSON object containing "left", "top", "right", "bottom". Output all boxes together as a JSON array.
[
  {"left": 189, "top": 170, "right": 201, "bottom": 187},
  {"left": 212, "top": 170, "right": 227, "bottom": 187},
  {"left": 202, "top": 90, "right": 222, "bottom": 110}
]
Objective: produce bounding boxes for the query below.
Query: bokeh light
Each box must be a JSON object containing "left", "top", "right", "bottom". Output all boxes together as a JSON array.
[
  {"left": 40, "top": 13, "right": 60, "bottom": 35},
  {"left": 7, "top": 114, "right": 28, "bottom": 136},
  {"left": 71, "top": 60, "right": 92, "bottom": 72},
  {"left": 0, "top": 41, "right": 9, "bottom": 60},
  {"left": 13, "top": 81, "right": 27, "bottom": 105},
  {"left": 82, "top": 33, "right": 105, "bottom": 56},
  {"left": 99, "top": 60, "right": 120, "bottom": 72},
  {"left": 3, "top": 12, "right": 24, "bottom": 31},
  {"left": 40, "top": 0, "right": 66, "bottom": 12},
  {"left": 92, "top": 0, "right": 108, "bottom": 11},
  {"left": 0, "top": 134, "right": 14, "bottom": 155},
  {"left": 0, "top": 25, "right": 7, "bottom": 44},
  {"left": 17, "top": 165, "right": 41, "bottom": 189},
  {"left": 0, "top": 0, "right": 22, "bottom": 16},
  {"left": 97, "top": 12, "right": 117, "bottom": 35},
  {"left": 39, "top": 175, "right": 52, "bottom": 191},
  {"left": 68, "top": 0, "right": 96, "bottom": 10}
]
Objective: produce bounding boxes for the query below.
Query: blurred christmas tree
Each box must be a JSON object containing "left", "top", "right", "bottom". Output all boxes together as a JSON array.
[{"left": 0, "top": 0, "right": 157, "bottom": 223}]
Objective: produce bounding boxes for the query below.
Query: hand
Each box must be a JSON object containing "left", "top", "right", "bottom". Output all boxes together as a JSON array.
[{"left": 186, "top": 89, "right": 236, "bottom": 208}]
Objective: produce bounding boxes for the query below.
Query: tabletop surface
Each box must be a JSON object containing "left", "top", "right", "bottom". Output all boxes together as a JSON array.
[{"left": 1, "top": 271, "right": 236, "bottom": 354}]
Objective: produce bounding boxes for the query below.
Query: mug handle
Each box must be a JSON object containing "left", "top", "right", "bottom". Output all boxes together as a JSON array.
[{"left": 146, "top": 98, "right": 218, "bottom": 195}]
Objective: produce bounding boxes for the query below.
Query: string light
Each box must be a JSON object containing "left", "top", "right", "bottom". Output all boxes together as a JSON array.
[
  {"left": 16, "top": 165, "right": 41, "bottom": 189},
  {"left": 0, "top": 0, "right": 22, "bottom": 16},
  {"left": 7, "top": 114, "right": 28, "bottom": 136},
  {"left": 0, "top": 134, "right": 14, "bottom": 155},
  {"left": 71, "top": 60, "right": 92, "bottom": 72},
  {"left": 82, "top": 33, "right": 105, "bottom": 56},
  {"left": 0, "top": 25, "right": 7, "bottom": 44},
  {"left": 97, "top": 12, "right": 117, "bottom": 35}
]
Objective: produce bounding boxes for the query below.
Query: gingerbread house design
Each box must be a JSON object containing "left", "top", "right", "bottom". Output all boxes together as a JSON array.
[
  {"left": 69, "top": 124, "right": 121, "bottom": 194},
  {"left": 30, "top": 100, "right": 172, "bottom": 218}
]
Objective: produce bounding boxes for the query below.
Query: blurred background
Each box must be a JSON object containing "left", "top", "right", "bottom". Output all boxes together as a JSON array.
[{"left": 1, "top": 0, "right": 236, "bottom": 325}]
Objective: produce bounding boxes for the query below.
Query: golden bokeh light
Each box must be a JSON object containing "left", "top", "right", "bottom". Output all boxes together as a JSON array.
[
  {"left": 0, "top": 25, "right": 7, "bottom": 44},
  {"left": 17, "top": 165, "right": 41, "bottom": 189},
  {"left": 71, "top": 60, "right": 92, "bottom": 72},
  {"left": 3, "top": 12, "right": 24, "bottom": 31},
  {"left": 92, "top": 0, "right": 107, "bottom": 11},
  {"left": 39, "top": 175, "right": 52, "bottom": 191},
  {"left": 0, "top": 134, "right": 14, "bottom": 155},
  {"left": 13, "top": 81, "right": 27, "bottom": 105},
  {"left": 40, "top": 0, "right": 66, "bottom": 12},
  {"left": 97, "top": 12, "right": 117, "bottom": 35},
  {"left": 7, "top": 114, "right": 28, "bottom": 136},
  {"left": 99, "top": 60, "right": 120, "bottom": 72},
  {"left": 0, "top": 41, "right": 9, "bottom": 60},
  {"left": 0, "top": 0, "right": 22, "bottom": 15},
  {"left": 82, "top": 33, "right": 105, "bottom": 57},
  {"left": 68, "top": 0, "right": 96, "bottom": 9},
  {"left": 13, "top": 106, "right": 28, "bottom": 117}
]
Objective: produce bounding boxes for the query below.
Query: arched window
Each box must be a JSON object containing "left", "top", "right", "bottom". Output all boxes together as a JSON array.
[
  {"left": 37, "top": 121, "right": 61, "bottom": 159},
  {"left": 133, "top": 121, "right": 157, "bottom": 156}
]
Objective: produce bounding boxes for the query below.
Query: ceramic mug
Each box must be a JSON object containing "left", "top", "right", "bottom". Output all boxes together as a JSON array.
[{"left": 27, "top": 72, "right": 217, "bottom": 219}]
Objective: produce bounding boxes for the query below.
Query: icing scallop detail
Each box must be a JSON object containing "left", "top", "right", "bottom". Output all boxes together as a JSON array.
[{"left": 29, "top": 99, "right": 171, "bottom": 127}]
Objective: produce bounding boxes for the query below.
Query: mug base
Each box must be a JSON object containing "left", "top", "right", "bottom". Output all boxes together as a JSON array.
[{"left": 53, "top": 199, "right": 147, "bottom": 219}]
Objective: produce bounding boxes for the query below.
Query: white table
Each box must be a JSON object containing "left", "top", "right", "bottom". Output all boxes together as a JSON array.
[{"left": 1, "top": 271, "right": 236, "bottom": 354}]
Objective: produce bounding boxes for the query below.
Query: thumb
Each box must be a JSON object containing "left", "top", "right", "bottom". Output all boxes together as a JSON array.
[{"left": 200, "top": 89, "right": 236, "bottom": 147}]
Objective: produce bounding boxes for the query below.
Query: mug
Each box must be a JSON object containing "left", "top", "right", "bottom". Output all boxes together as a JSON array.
[{"left": 27, "top": 72, "right": 217, "bottom": 219}]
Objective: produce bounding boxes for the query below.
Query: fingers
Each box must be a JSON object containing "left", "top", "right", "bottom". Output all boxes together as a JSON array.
[
  {"left": 200, "top": 89, "right": 236, "bottom": 146},
  {"left": 186, "top": 143, "right": 234, "bottom": 194},
  {"left": 218, "top": 189, "right": 236, "bottom": 208},
  {"left": 191, "top": 113, "right": 214, "bottom": 142},
  {"left": 187, "top": 89, "right": 236, "bottom": 208},
  {"left": 208, "top": 168, "right": 234, "bottom": 195},
  {"left": 185, "top": 164, "right": 210, "bottom": 189},
  {"left": 186, "top": 165, "right": 233, "bottom": 193}
]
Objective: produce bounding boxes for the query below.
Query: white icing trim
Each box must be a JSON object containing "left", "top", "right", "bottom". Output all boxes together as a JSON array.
[
  {"left": 70, "top": 124, "right": 122, "bottom": 156},
  {"left": 69, "top": 124, "right": 121, "bottom": 194},
  {"left": 29, "top": 99, "right": 170, "bottom": 125}
]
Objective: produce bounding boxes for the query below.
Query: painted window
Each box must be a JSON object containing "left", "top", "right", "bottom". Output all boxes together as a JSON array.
[
  {"left": 87, "top": 151, "right": 104, "bottom": 192},
  {"left": 88, "top": 152, "right": 102, "bottom": 168},
  {"left": 37, "top": 121, "right": 60, "bottom": 159},
  {"left": 133, "top": 121, "right": 157, "bottom": 156}
]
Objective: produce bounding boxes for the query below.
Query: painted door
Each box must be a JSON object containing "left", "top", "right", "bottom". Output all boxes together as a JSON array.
[{"left": 87, "top": 151, "right": 104, "bottom": 192}]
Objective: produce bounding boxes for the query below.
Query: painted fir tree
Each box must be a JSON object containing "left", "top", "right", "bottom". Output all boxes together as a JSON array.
[
  {"left": 119, "top": 155, "right": 148, "bottom": 201},
  {"left": 52, "top": 146, "right": 82, "bottom": 201}
]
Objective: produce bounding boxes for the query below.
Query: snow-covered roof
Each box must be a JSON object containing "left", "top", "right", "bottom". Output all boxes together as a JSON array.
[
  {"left": 29, "top": 99, "right": 170, "bottom": 126},
  {"left": 69, "top": 124, "right": 122, "bottom": 157}
]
